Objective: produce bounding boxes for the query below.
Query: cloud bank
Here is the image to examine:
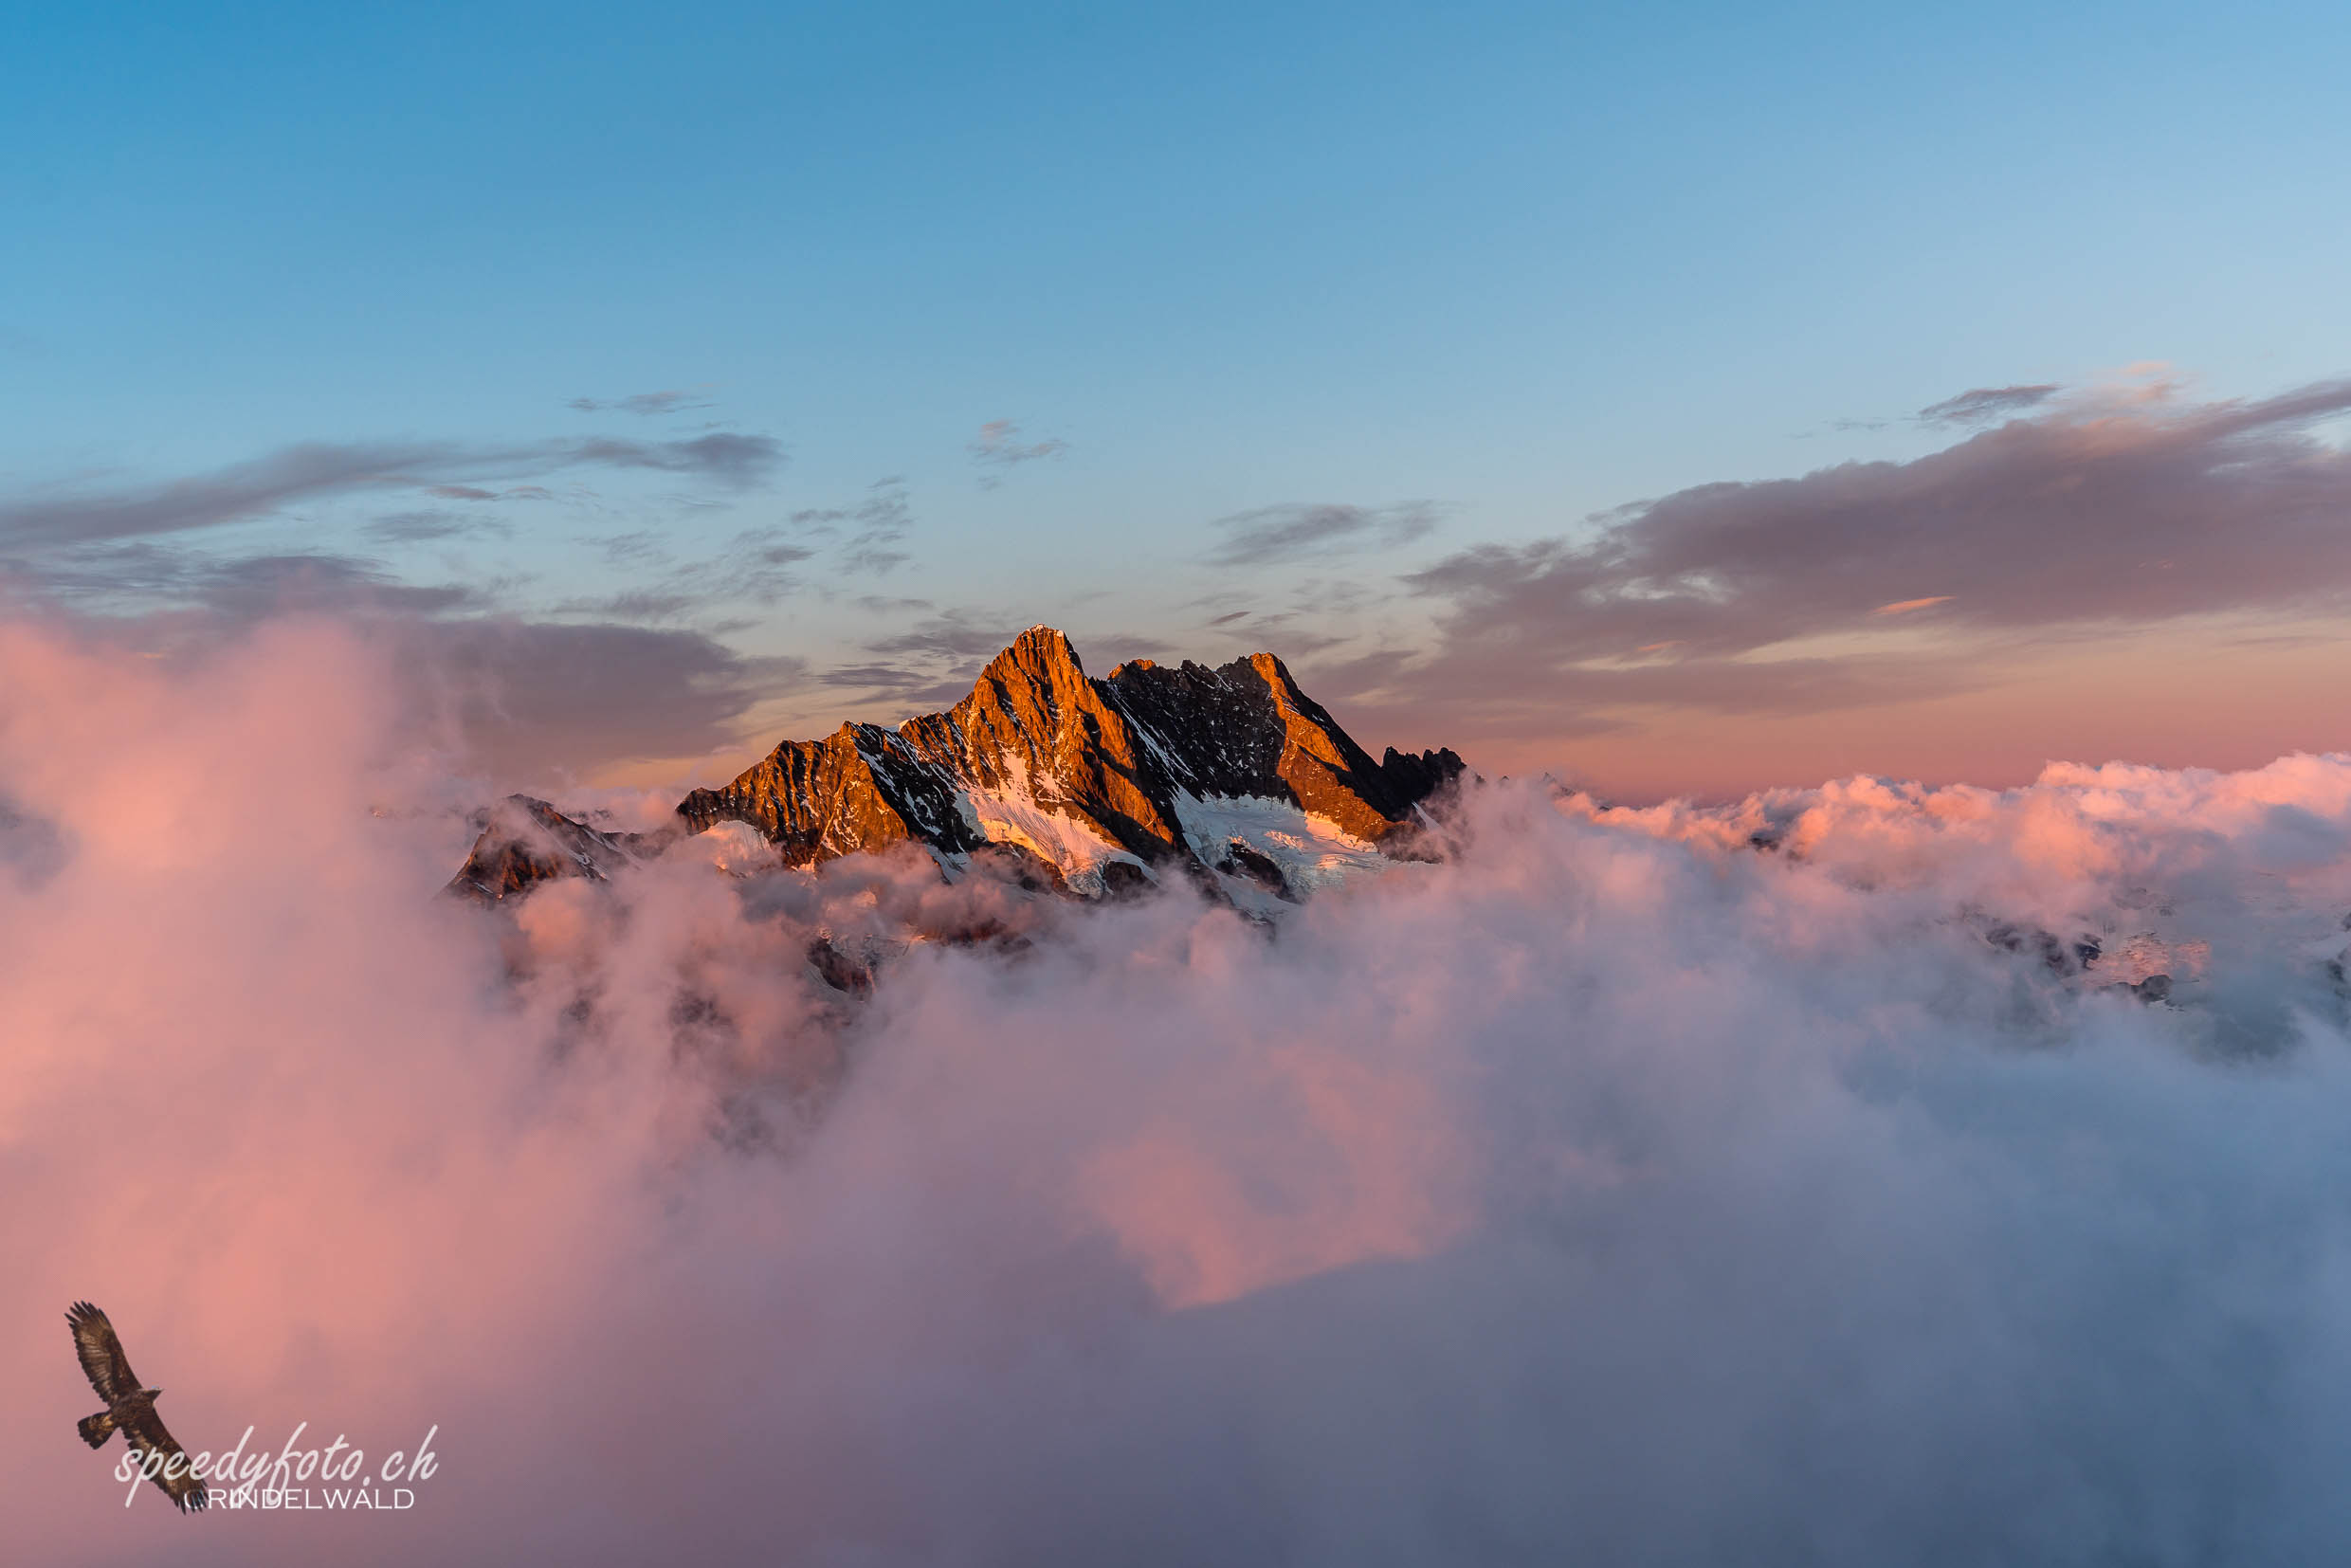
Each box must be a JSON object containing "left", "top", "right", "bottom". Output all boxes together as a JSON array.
[
  {"left": 9, "top": 612, "right": 2351, "bottom": 1564},
  {"left": 1290, "top": 376, "right": 2351, "bottom": 790},
  {"left": 1403, "top": 377, "right": 2351, "bottom": 690}
]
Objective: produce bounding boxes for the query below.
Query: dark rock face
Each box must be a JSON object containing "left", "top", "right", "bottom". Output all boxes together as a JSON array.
[
  {"left": 1377, "top": 744, "right": 1469, "bottom": 811},
  {"left": 1102, "top": 649, "right": 1440, "bottom": 846},
  {"left": 679, "top": 627, "right": 1463, "bottom": 885},
  {"left": 1216, "top": 839, "right": 1298, "bottom": 903},
  {"left": 1980, "top": 920, "right": 2103, "bottom": 976},
  {"left": 447, "top": 795, "right": 655, "bottom": 903}
]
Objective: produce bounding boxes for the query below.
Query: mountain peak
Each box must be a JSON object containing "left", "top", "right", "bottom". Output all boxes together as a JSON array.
[
  {"left": 977, "top": 625, "right": 1088, "bottom": 687},
  {"left": 475, "top": 629, "right": 1466, "bottom": 908}
]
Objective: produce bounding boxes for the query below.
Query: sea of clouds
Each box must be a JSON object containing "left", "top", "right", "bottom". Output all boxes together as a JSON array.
[{"left": 8, "top": 613, "right": 2351, "bottom": 1565}]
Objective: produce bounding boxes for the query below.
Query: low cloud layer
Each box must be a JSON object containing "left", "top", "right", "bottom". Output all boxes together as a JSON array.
[{"left": 10, "top": 613, "right": 2351, "bottom": 1564}]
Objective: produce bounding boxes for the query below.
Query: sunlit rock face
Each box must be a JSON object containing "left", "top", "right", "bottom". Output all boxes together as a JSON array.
[
  {"left": 675, "top": 626, "right": 1465, "bottom": 900},
  {"left": 673, "top": 721, "right": 979, "bottom": 868}
]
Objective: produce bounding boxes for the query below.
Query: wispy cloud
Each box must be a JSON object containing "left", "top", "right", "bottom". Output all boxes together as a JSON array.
[
  {"left": 568, "top": 389, "right": 715, "bottom": 417},
  {"left": 793, "top": 479, "right": 915, "bottom": 574},
  {"left": 1917, "top": 384, "right": 2061, "bottom": 428},
  {"left": 969, "top": 421, "right": 1068, "bottom": 489},
  {"left": 1208, "top": 501, "right": 1440, "bottom": 566},
  {"left": 865, "top": 611, "right": 1019, "bottom": 662},
  {"left": 0, "top": 433, "right": 786, "bottom": 549},
  {"left": 551, "top": 527, "right": 818, "bottom": 624},
  {"left": 364, "top": 510, "right": 516, "bottom": 545}
]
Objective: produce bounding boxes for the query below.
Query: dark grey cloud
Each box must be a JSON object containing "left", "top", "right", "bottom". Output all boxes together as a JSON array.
[
  {"left": 1918, "top": 383, "right": 2061, "bottom": 428},
  {"left": 1311, "top": 378, "right": 2351, "bottom": 740},
  {"left": 1209, "top": 501, "right": 1440, "bottom": 566},
  {"left": 0, "top": 433, "right": 784, "bottom": 549},
  {"left": 410, "top": 619, "right": 803, "bottom": 780},
  {"left": 568, "top": 390, "right": 714, "bottom": 417}
]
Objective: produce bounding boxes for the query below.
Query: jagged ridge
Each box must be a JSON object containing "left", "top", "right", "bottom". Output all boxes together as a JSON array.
[
  {"left": 453, "top": 627, "right": 1464, "bottom": 906},
  {"left": 678, "top": 627, "right": 1463, "bottom": 895}
]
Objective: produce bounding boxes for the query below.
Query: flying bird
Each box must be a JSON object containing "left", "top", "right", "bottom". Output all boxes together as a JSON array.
[{"left": 67, "top": 1301, "right": 208, "bottom": 1512}]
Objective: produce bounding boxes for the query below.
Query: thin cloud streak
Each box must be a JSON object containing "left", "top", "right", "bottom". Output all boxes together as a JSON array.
[
  {"left": 1918, "top": 384, "right": 2060, "bottom": 427},
  {"left": 0, "top": 433, "right": 785, "bottom": 548},
  {"left": 1209, "top": 501, "right": 1440, "bottom": 566},
  {"left": 969, "top": 420, "right": 1068, "bottom": 467},
  {"left": 568, "top": 390, "right": 715, "bottom": 416}
]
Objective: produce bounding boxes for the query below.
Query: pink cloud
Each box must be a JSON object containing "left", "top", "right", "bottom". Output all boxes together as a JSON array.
[{"left": 10, "top": 611, "right": 2351, "bottom": 1561}]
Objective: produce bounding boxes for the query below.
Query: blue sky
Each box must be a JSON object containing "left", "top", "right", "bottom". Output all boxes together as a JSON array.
[{"left": 5, "top": 2, "right": 2349, "bottom": 794}]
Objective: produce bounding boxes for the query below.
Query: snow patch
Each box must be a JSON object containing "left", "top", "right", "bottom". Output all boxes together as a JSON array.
[
  {"left": 955, "top": 758, "right": 1149, "bottom": 895},
  {"left": 1172, "top": 791, "right": 1394, "bottom": 896}
]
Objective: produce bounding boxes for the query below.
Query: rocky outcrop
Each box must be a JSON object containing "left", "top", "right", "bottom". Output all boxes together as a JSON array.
[{"left": 447, "top": 795, "right": 655, "bottom": 903}]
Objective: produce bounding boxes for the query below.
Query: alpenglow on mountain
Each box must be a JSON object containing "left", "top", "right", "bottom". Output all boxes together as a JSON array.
[{"left": 451, "top": 627, "right": 1465, "bottom": 908}]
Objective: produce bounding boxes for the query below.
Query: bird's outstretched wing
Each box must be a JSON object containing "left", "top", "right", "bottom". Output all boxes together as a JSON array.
[
  {"left": 120, "top": 1407, "right": 208, "bottom": 1512},
  {"left": 65, "top": 1301, "right": 138, "bottom": 1406}
]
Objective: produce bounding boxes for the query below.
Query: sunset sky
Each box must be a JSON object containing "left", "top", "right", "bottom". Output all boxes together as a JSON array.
[{"left": 5, "top": 1, "right": 2347, "bottom": 799}]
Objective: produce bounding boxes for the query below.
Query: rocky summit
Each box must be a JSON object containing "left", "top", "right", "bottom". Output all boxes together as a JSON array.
[{"left": 451, "top": 626, "right": 1464, "bottom": 907}]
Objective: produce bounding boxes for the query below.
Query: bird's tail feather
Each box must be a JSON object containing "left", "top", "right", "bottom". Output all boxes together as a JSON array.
[{"left": 77, "top": 1412, "right": 114, "bottom": 1449}]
